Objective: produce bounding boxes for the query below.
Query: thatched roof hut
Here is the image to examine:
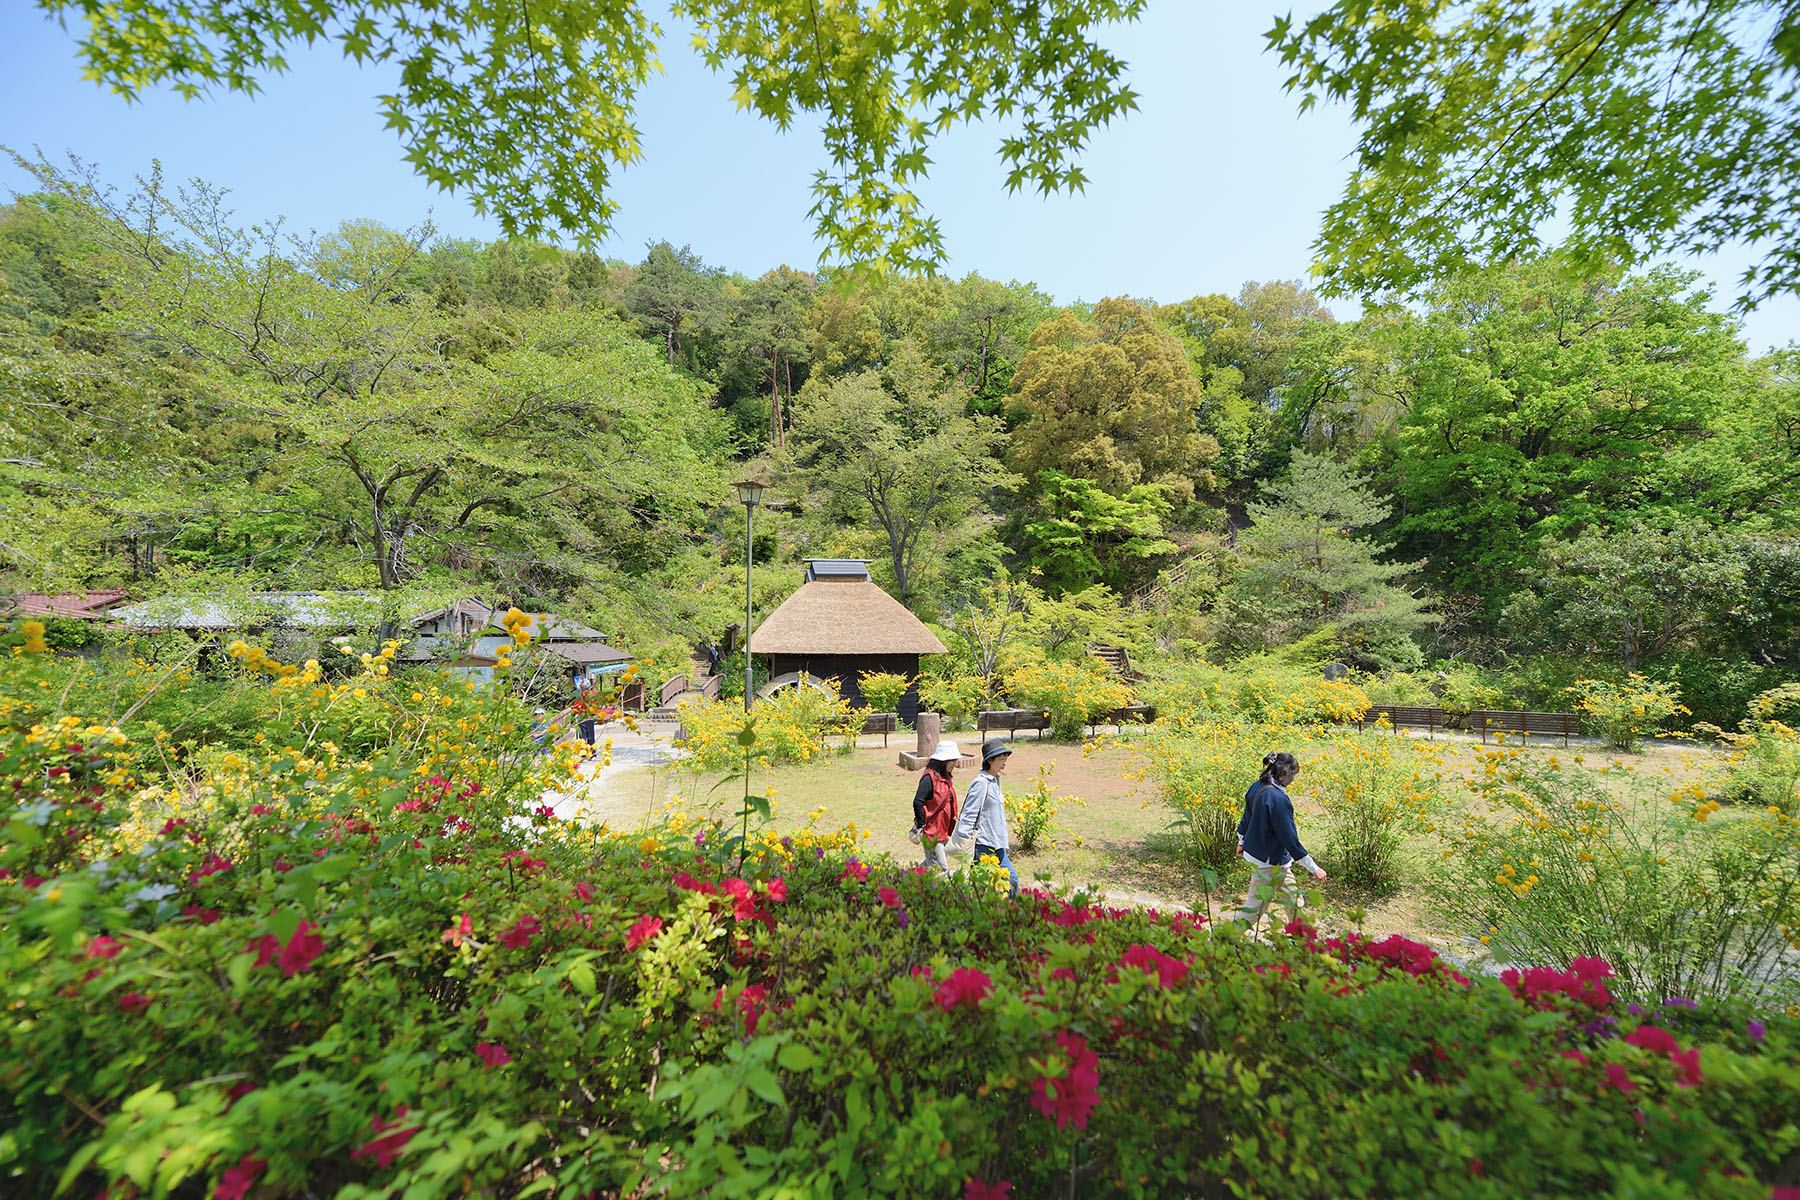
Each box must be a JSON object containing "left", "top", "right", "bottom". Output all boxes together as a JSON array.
[{"left": 749, "top": 561, "right": 945, "bottom": 718}]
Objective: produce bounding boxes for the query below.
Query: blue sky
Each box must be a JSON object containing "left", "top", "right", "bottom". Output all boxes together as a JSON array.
[{"left": 3, "top": 2, "right": 1795, "bottom": 352}]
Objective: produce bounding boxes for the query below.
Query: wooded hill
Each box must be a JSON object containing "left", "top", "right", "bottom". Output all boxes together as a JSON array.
[{"left": 3, "top": 161, "right": 1796, "bottom": 725}]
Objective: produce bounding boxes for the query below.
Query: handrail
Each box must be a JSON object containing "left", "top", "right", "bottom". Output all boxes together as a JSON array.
[{"left": 660, "top": 674, "right": 690, "bottom": 706}]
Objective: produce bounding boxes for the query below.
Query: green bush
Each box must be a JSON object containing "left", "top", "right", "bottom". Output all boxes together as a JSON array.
[
  {"left": 855, "top": 670, "right": 912, "bottom": 716},
  {"left": 919, "top": 674, "right": 987, "bottom": 730},
  {"left": 1434, "top": 748, "right": 1800, "bottom": 1006},
  {"left": 1641, "top": 653, "right": 1788, "bottom": 730},
  {"left": 1002, "top": 658, "right": 1132, "bottom": 740}
]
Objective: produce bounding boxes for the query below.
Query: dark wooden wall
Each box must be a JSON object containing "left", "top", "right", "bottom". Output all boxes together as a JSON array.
[{"left": 764, "top": 653, "right": 925, "bottom": 722}]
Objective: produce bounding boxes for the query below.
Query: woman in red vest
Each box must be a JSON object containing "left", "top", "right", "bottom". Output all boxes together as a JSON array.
[{"left": 910, "top": 741, "right": 962, "bottom": 874}]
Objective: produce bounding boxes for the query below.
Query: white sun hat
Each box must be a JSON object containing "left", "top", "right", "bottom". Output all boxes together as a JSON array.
[{"left": 927, "top": 741, "right": 963, "bottom": 762}]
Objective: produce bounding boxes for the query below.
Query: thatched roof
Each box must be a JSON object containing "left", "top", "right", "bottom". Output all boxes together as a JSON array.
[{"left": 750, "top": 579, "right": 946, "bottom": 656}]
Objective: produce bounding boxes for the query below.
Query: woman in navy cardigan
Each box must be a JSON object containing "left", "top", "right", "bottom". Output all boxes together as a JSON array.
[{"left": 1232, "top": 750, "right": 1328, "bottom": 930}]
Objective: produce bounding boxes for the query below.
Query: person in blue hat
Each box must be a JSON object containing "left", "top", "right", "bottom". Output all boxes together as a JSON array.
[{"left": 952, "top": 738, "right": 1018, "bottom": 896}]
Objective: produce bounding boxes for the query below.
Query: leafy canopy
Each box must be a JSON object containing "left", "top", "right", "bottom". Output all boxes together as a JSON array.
[
  {"left": 40, "top": 0, "right": 1147, "bottom": 279},
  {"left": 1272, "top": 0, "right": 1800, "bottom": 308}
]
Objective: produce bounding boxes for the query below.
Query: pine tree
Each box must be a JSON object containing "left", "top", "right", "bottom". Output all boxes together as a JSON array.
[{"left": 1219, "top": 453, "right": 1433, "bottom": 666}]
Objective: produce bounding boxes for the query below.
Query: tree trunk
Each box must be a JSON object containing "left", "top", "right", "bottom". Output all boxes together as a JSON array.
[
  {"left": 770, "top": 349, "right": 784, "bottom": 449},
  {"left": 666, "top": 324, "right": 677, "bottom": 367}
]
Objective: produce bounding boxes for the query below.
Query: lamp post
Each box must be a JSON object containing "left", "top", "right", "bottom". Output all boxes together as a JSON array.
[{"left": 734, "top": 479, "right": 766, "bottom": 713}]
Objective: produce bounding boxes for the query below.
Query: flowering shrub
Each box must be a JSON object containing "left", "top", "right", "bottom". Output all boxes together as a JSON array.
[
  {"left": 1003, "top": 658, "right": 1132, "bottom": 740},
  {"left": 1131, "top": 720, "right": 1275, "bottom": 872},
  {"left": 1568, "top": 673, "right": 1690, "bottom": 751},
  {"left": 676, "top": 680, "right": 860, "bottom": 772},
  {"left": 1298, "top": 734, "right": 1442, "bottom": 894},
  {"left": 856, "top": 670, "right": 913, "bottom": 716},
  {"left": 1010, "top": 762, "right": 1081, "bottom": 853},
  {"left": 1435, "top": 749, "right": 1800, "bottom": 1005},
  {"left": 1232, "top": 665, "right": 1371, "bottom": 726},
  {"left": 6, "top": 640, "right": 1800, "bottom": 1198},
  {"left": 920, "top": 673, "right": 988, "bottom": 730}
]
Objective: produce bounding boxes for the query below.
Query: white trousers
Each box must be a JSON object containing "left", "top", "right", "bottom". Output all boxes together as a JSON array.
[
  {"left": 1232, "top": 861, "right": 1305, "bottom": 929},
  {"left": 921, "top": 837, "right": 951, "bottom": 874}
]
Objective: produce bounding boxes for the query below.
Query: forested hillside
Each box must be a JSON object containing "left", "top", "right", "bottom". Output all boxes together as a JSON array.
[{"left": 4, "top": 161, "right": 1797, "bottom": 725}]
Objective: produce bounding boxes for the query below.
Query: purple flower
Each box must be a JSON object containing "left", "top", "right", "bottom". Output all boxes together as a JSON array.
[
  {"left": 1580, "top": 1015, "right": 1620, "bottom": 1039},
  {"left": 896, "top": 910, "right": 911, "bottom": 930},
  {"left": 1749, "top": 1020, "right": 1766, "bottom": 1044},
  {"left": 694, "top": 831, "right": 707, "bottom": 846},
  {"left": 780, "top": 836, "right": 792, "bottom": 850},
  {"left": 1627, "top": 1003, "right": 1642, "bottom": 1016},
  {"left": 1663, "top": 996, "right": 1698, "bottom": 1010}
]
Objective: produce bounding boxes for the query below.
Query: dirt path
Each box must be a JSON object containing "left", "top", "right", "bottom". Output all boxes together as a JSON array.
[{"left": 545, "top": 721, "right": 687, "bottom": 826}]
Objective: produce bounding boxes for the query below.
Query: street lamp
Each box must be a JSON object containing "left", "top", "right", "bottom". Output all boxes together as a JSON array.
[{"left": 734, "top": 480, "right": 766, "bottom": 713}]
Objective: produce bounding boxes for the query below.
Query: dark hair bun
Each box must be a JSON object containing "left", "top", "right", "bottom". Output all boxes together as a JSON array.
[{"left": 1262, "top": 751, "right": 1279, "bottom": 766}]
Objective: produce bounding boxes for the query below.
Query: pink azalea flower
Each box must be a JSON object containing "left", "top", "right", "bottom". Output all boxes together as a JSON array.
[
  {"left": 738, "top": 983, "right": 769, "bottom": 1034},
  {"left": 475, "top": 1041, "right": 513, "bottom": 1068},
  {"left": 183, "top": 905, "right": 222, "bottom": 925},
  {"left": 442, "top": 912, "right": 473, "bottom": 946},
  {"left": 213, "top": 1154, "right": 265, "bottom": 1200},
  {"left": 627, "top": 914, "right": 664, "bottom": 951},
  {"left": 498, "top": 915, "right": 540, "bottom": 949},
  {"left": 574, "top": 882, "right": 596, "bottom": 902},
  {"left": 935, "top": 967, "right": 993, "bottom": 1012},
  {"left": 118, "top": 992, "right": 151, "bottom": 1014},
  {"left": 187, "top": 853, "right": 234, "bottom": 886},
  {"left": 250, "top": 933, "right": 279, "bottom": 969},
  {"left": 766, "top": 878, "right": 788, "bottom": 903},
  {"left": 1030, "top": 1031, "right": 1100, "bottom": 1130},
  {"left": 85, "top": 935, "right": 122, "bottom": 960},
  {"left": 877, "top": 886, "right": 902, "bottom": 908},
  {"left": 351, "top": 1106, "right": 418, "bottom": 1168},
  {"left": 839, "top": 859, "right": 869, "bottom": 883},
  {"left": 1119, "top": 944, "right": 1189, "bottom": 989},
  {"left": 1624, "top": 1024, "right": 1681, "bottom": 1055},
  {"left": 275, "top": 921, "right": 325, "bottom": 978},
  {"left": 1603, "top": 1063, "right": 1637, "bottom": 1094},
  {"left": 965, "top": 1180, "right": 1012, "bottom": 1200}
]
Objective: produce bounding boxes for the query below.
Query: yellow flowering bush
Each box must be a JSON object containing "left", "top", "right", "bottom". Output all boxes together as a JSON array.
[
  {"left": 1568, "top": 673, "right": 1689, "bottom": 751},
  {"left": 1436, "top": 749, "right": 1800, "bottom": 1004},
  {"left": 1003, "top": 658, "right": 1132, "bottom": 740},
  {"left": 1009, "top": 762, "right": 1082, "bottom": 853},
  {"left": 920, "top": 674, "right": 988, "bottom": 730},
  {"left": 676, "top": 681, "right": 860, "bottom": 773},
  {"left": 856, "top": 670, "right": 913, "bottom": 716},
  {"left": 1298, "top": 735, "right": 1443, "bottom": 894},
  {"left": 1720, "top": 720, "right": 1800, "bottom": 815},
  {"left": 1234, "top": 667, "right": 1371, "bottom": 726},
  {"left": 1130, "top": 720, "right": 1276, "bottom": 872}
]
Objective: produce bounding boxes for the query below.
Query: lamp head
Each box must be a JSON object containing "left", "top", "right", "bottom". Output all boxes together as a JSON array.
[{"left": 734, "top": 479, "right": 767, "bottom": 508}]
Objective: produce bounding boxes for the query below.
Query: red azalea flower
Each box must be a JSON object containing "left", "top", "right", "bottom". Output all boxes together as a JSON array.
[
  {"left": 1773, "top": 1188, "right": 1800, "bottom": 1200},
  {"left": 183, "top": 905, "right": 222, "bottom": 925},
  {"left": 187, "top": 853, "right": 234, "bottom": 886},
  {"left": 501, "top": 849, "right": 546, "bottom": 873},
  {"left": 350, "top": 1106, "right": 418, "bottom": 1168},
  {"left": 475, "top": 1041, "right": 513, "bottom": 1068},
  {"left": 1119, "top": 943, "right": 1189, "bottom": 989},
  {"left": 223, "top": 1081, "right": 257, "bottom": 1110},
  {"left": 574, "top": 882, "right": 596, "bottom": 902},
  {"left": 213, "top": 1154, "right": 265, "bottom": 1200},
  {"left": 85, "top": 935, "right": 122, "bottom": 960},
  {"left": 499, "top": 915, "right": 540, "bottom": 949},
  {"left": 1603, "top": 1063, "right": 1637, "bottom": 1094},
  {"left": 839, "top": 859, "right": 870, "bottom": 882},
  {"left": 1560, "top": 1050, "right": 1588, "bottom": 1065},
  {"left": 877, "top": 886, "right": 902, "bottom": 908},
  {"left": 965, "top": 1180, "right": 1012, "bottom": 1200},
  {"left": 534, "top": 804, "right": 556, "bottom": 819},
  {"left": 935, "top": 967, "right": 993, "bottom": 1012},
  {"left": 118, "top": 992, "right": 151, "bottom": 1014},
  {"left": 249, "top": 804, "right": 273, "bottom": 816},
  {"left": 1030, "top": 1031, "right": 1100, "bottom": 1130},
  {"left": 626, "top": 914, "right": 664, "bottom": 951},
  {"left": 1670, "top": 1047, "right": 1703, "bottom": 1087},
  {"left": 766, "top": 877, "right": 788, "bottom": 903},
  {"left": 442, "top": 912, "right": 473, "bottom": 946},
  {"left": 738, "top": 983, "right": 768, "bottom": 1033},
  {"left": 273, "top": 859, "right": 292, "bottom": 874},
  {"left": 250, "top": 933, "right": 280, "bottom": 968},
  {"left": 1624, "top": 1025, "right": 1680, "bottom": 1055},
  {"left": 275, "top": 921, "right": 325, "bottom": 977}
]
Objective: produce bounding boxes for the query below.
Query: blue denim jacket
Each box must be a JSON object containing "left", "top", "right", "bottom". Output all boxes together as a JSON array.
[
  {"left": 1237, "top": 781, "right": 1309, "bottom": 867},
  {"left": 953, "top": 770, "right": 1011, "bottom": 849}
]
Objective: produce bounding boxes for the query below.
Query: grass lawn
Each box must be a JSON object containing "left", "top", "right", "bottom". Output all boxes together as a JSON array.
[{"left": 587, "top": 726, "right": 1743, "bottom": 950}]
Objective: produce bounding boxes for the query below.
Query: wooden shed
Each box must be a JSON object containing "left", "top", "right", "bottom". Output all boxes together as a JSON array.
[{"left": 749, "top": 560, "right": 946, "bottom": 721}]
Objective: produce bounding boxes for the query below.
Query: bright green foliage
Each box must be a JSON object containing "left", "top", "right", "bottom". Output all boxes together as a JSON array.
[
  {"left": 1383, "top": 257, "right": 1751, "bottom": 601},
  {"left": 725, "top": 266, "right": 815, "bottom": 448},
  {"left": 1217, "top": 453, "right": 1433, "bottom": 668},
  {"left": 1020, "top": 471, "right": 1177, "bottom": 595},
  {"left": 3, "top": 161, "right": 726, "bottom": 596},
  {"left": 1010, "top": 297, "right": 1221, "bottom": 501},
  {"left": 38, "top": 0, "right": 1147, "bottom": 277},
  {"left": 1001, "top": 657, "right": 1132, "bottom": 740},
  {"left": 1271, "top": 0, "right": 1800, "bottom": 308},
  {"left": 786, "top": 346, "right": 1014, "bottom": 603},
  {"left": 1019, "top": 584, "right": 1149, "bottom": 661}
]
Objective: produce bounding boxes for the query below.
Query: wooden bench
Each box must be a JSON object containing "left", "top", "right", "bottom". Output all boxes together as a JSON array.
[
  {"left": 977, "top": 708, "right": 1052, "bottom": 740},
  {"left": 860, "top": 711, "right": 899, "bottom": 747},
  {"left": 1354, "top": 704, "right": 1447, "bottom": 738},
  {"left": 1086, "top": 704, "right": 1159, "bottom": 737},
  {"left": 1470, "top": 710, "right": 1581, "bottom": 746}
]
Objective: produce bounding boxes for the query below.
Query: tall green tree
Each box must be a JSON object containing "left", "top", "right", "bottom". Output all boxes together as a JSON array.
[
  {"left": 1272, "top": 0, "right": 1800, "bottom": 308},
  {"left": 625, "top": 242, "right": 726, "bottom": 370},
  {"left": 1009, "top": 297, "right": 1220, "bottom": 500},
  {"left": 785, "top": 345, "right": 1013, "bottom": 604},
  {"left": 725, "top": 267, "right": 815, "bottom": 450},
  {"left": 930, "top": 275, "right": 1057, "bottom": 414},
  {"left": 1217, "top": 452, "right": 1433, "bottom": 667},
  {"left": 1019, "top": 471, "right": 1177, "bottom": 596}
]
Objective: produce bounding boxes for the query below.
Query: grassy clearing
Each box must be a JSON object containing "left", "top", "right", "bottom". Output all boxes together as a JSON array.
[{"left": 588, "top": 728, "right": 1744, "bottom": 947}]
